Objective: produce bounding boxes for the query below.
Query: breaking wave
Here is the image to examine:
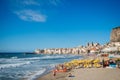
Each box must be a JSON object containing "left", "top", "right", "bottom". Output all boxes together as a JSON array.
[{"left": 0, "top": 61, "right": 31, "bottom": 69}]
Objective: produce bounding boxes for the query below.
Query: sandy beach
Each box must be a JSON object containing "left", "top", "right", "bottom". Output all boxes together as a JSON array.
[
  {"left": 67, "top": 68, "right": 120, "bottom": 80},
  {"left": 37, "top": 68, "right": 120, "bottom": 80},
  {"left": 37, "top": 55, "right": 120, "bottom": 80},
  {"left": 37, "top": 72, "right": 68, "bottom": 80}
]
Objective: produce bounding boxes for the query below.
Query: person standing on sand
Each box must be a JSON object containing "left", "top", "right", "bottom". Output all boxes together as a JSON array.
[
  {"left": 53, "top": 70, "right": 56, "bottom": 77},
  {"left": 102, "top": 58, "right": 105, "bottom": 68}
]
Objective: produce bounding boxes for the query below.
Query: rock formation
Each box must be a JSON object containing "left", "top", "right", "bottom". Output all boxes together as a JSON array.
[{"left": 110, "top": 26, "right": 120, "bottom": 42}]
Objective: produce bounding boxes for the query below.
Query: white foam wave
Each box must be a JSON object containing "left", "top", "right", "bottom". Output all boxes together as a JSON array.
[
  {"left": 41, "top": 54, "right": 78, "bottom": 60},
  {"left": 0, "top": 57, "right": 40, "bottom": 64},
  {"left": 21, "top": 55, "right": 67, "bottom": 60},
  {"left": 21, "top": 57, "right": 41, "bottom": 60},
  {"left": 11, "top": 56, "right": 18, "bottom": 59},
  {"left": 16, "top": 55, "right": 68, "bottom": 61},
  {"left": 0, "top": 54, "right": 78, "bottom": 63},
  {"left": 0, "top": 61, "right": 31, "bottom": 69},
  {"left": 40, "top": 55, "right": 66, "bottom": 59},
  {"left": 49, "top": 64, "right": 57, "bottom": 68},
  {"left": 20, "top": 55, "right": 67, "bottom": 60},
  {"left": 27, "top": 68, "right": 46, "bottom": 80}
]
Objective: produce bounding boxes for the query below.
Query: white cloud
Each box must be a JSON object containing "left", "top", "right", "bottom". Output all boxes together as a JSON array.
[
  {"left": 15, "top": 10, "right": 46, "bottom": 22},
  {"left": 49, "top": 0, "right": 61, "bottom": 6},
  {"left": 12, "top": 0, "right": 63, "bottom": 22},
  {"left": 22, "top": 0, "right": 40, "bottom": 6},
  {"left": 21, "top": 0, "right": 62, "bottom": 6}
]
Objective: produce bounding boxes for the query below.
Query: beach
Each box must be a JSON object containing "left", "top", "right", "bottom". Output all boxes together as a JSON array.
[
  {"left": 67, "top": 68, "right": 120, "bottom": 80},
  {"left": 37, "top": 54, "right": 120, "bottom": 80},
  {"left": 37, "top": 68, "right": 120, "bottom": 80},
  {"left": 37, "top": 72, "right": 67, "bottom": 80}
]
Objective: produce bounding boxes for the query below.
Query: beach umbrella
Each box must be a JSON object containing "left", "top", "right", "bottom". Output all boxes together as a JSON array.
[{"left": 93, "top": 59, "right": 100, "bottom": 63}]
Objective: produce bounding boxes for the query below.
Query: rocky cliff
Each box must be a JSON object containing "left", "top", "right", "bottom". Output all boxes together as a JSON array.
[{"left": 110, "top": 26, "right": 120, "bottom": 42}]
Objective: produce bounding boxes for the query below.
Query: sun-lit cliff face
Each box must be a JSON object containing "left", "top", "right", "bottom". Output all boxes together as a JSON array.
[{"left": 110, "top": 27, "right": 120, "bottom": 42}]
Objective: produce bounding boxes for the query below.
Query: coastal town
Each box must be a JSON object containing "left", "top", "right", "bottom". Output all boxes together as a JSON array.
[
  {"left": 35, "top": 42, "right": 120, "bottom": 55},
  {"left": 35, "top": 27, "right": 120, "bottom": 55}
]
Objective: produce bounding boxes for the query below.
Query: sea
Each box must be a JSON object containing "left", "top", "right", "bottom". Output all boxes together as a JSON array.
[{"left": 0, "top": 53, "right": 83, "bottom": 80}]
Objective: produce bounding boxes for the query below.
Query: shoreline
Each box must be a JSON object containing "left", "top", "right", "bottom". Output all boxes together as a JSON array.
[
  {"left": 36, "top": 54, "right": 84, "bottom": 80},
  {"left": 36, "top": 54, "right": 87, "bottom": 80},
  {"left": 35, "top": 54, "right": 85, "bottom": 80}
]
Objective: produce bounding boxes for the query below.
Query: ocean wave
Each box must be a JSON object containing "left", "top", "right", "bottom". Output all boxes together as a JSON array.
[
  {"left": 11, "top": 56, "right": 18, "bottom": 59},
  {"left": 20, "top": 55, "right": 67, "bottom": 60},
  {"left": 0, "top": 57, "right": 40, "bottom": 64},
  {"left": 0, "top": 54, "right": 79, "bottom": 62},
  {"left": 9, "top": 55, "right": 73, "bottom": 61},
  {"left": 40, "top": 54, "right": 79, "bottom": 60},
  {"left": 0, "top": 61, "right": 31, "bottom": 69},
  {"left": 19, "top": 56, "right": 66, "bottom": 61},
  {"left": 21, "top": 57, "right": 41, "bottom": 60},
  {"left": 40, "top": 55, "right": 65, "bottom": 59},
  {"left": 25, "top": 68, "right": 46, "bottom": 80},
  {"left": 0, "top": 54, "right": 81, "bottom": 80}
]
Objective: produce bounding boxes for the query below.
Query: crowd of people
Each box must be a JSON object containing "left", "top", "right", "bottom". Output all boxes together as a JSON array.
[{"left": 52, "top": 57, "right": 120, "bottom": 77}]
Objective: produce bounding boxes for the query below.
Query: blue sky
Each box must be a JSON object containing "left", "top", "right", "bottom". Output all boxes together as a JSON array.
[{"left": 0, "top": 0, "right": 120, "bottom": 52}]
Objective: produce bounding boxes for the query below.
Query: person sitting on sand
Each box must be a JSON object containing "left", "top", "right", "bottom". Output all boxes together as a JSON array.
[
  {"left": 68, "top": 73, "right": 74, "bottom": 77},
  {"left": 109, "top": 59, "right": 114, "bottom": 64}
]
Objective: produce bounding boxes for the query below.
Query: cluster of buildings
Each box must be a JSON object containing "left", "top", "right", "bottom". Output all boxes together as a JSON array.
[
  {"left": 34, "top": 42, "right": 120, "bottom": 55},
  {"left": 34, "top": 27, "right": 120, "bottom": 55},
  {"left": 101, "top": 42, "right": 120, "bottom": 53}
]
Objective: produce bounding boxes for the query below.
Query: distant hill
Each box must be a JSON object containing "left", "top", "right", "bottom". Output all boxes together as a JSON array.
[{"left": 110, "top": 26, "right": 120, "bottom": 42}]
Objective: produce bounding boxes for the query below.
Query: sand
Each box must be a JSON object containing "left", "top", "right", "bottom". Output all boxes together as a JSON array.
[
  {"left": 37, "top": 72, "right": 68, "bottom": 80},
  {"left": 66, "top": 68, "right": 120, "bottom": 80},
  {"left": 37, "top": 55, "right": 120, "bottom": 80},
  {"left": 37, "top": 68, "right": 120, "bottom": 80}
]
